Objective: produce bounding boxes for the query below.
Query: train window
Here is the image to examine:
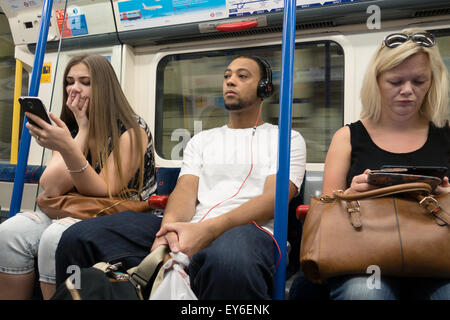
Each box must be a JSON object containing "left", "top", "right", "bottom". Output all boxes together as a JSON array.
[
  {"left": 155, "top": 41, "right": 344, "bottom": 163},
  {"left": 0, "top": 14, "right": 29, "bottom": 162},
  {"left": 436, "top": 32, "right": 450, "bottom": 119}
]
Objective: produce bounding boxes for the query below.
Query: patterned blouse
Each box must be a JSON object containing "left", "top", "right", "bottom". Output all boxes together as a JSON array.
[{"left": 76, "top": 115, "right": 156, "bottom": 201}]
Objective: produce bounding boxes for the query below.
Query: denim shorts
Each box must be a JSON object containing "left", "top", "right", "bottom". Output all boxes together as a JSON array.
[{"left": 0, "top": 210, "right": 80, "bottom": 284}]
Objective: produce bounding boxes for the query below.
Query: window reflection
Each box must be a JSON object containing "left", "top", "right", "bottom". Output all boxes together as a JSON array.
[
  {"left": 0, "top": 14, "right": 29, "bottom": 162},
  {"left": 155, "top": 41, "right": 345, "bottom": 163}
]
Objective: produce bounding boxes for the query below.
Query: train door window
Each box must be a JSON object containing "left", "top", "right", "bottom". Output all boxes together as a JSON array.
[
  {"left": 435, "top": 30, "right": 450, "bottom": 119},
  {"left": 0, "top": 13, "right": 29, "bottom": 162},
  {"left": 155, "top": 41, "right": 344, "bottom": 163}
]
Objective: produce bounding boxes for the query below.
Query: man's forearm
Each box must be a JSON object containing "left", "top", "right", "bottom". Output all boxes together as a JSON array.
[
  {"left": 203, "top": 192, "right": 276, "bottom": 241},
  {"left": 161, "top": 175, "right": 198, "bottom": 225}
]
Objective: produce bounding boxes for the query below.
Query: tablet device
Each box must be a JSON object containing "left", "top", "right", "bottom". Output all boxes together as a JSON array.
[
  {"left": 380, "top": 165, "right": 447, "bottom": 180},
  {"left": 19, "top": 96, "right": 52, "bottom": 128},
  {"left": 367, "top": 168, "right": 444, "bottom": 191}
]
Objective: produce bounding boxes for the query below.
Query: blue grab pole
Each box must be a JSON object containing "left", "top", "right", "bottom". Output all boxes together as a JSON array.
[
  {"left": 9, "top": 0, "right": 54, "bottom": 217},
  {"left": 272, "top": 0, "right": 297, "bottom": 300}
]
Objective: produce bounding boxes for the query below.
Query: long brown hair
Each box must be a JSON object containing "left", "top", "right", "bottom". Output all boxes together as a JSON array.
[{"left": 60, "top": 54, "right": 145, "bottom": 198}]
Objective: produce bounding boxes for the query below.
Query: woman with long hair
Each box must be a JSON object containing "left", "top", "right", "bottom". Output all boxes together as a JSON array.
[{"left": 0, "top": 54, "right": 156, "bottom": 299}]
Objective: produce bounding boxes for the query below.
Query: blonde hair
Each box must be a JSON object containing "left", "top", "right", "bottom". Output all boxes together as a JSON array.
[
  {"left": 360, "top": 28, "right": 449, "bottom": 127},
  {"left": 60, "top": 54, "right": 145, "bottom": 198}
]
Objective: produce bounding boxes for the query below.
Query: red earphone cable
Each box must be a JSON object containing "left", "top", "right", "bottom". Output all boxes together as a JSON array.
[
  {"left": 198, "top": 101, "right": 281, "bottom": 268},
  {"left": 198, "top": 101, "right": 263, "bottom": 223},
  {"left": 250, "top": 221, "right": 281, "bottom": 269}
]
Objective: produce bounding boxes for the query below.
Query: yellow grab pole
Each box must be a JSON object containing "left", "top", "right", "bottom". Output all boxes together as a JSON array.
[{"left": 10, "top": 58, "right": 23, "bottom": 164}]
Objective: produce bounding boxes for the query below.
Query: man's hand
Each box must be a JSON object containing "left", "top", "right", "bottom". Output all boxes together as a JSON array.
[
  {"left": 150, "top": 231, "right": 179, "bottom": 253},
  {"left": 155, "top": 222, "right": 214, "bottom": 258}
]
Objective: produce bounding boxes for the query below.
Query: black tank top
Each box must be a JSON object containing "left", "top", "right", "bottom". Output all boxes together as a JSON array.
[{"left": 346, "top": 120, "right": 450, "bottom": 188}]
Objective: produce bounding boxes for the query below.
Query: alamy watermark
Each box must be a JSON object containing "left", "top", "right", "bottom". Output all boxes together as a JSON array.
[
  {"left": 366, "top": 5, "right": 381, "bottom": 30},
  {"left": 366, "top": 265, "right": 381, "bottom": 290},
  {"left": 67, "top": 265, "right": 81, "bottom": 289}
]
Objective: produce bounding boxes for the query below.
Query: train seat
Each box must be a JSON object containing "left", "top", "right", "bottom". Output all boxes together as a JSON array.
[
  {"left": 0, "top": 164, "right": 46, "bottom": 184},
  {"left": 147, "top": 167, "right": 181, "bottom": 210}
]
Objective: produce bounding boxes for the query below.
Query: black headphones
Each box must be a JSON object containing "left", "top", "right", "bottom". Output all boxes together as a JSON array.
[{"left": 250, "top": 56, "right": 274, "bottom": 99}]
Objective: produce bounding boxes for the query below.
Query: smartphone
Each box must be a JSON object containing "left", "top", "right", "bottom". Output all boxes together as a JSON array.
[
  {"left": 19, "top": 96, "right": 52, "bottom": 128},
  {"left": 380, "top": 165, "right": 448, "bottom": 180}
]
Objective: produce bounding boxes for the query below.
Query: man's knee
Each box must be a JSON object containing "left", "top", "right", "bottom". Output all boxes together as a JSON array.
[
  {"left": 59, "top": 220, "right": 88, "bottom": 248},
  {"left": 189, "top": 226, "right": 275, "bottom": 299},
  {"left": 191, "top": 226, "right": 269, "bottom": 274}
]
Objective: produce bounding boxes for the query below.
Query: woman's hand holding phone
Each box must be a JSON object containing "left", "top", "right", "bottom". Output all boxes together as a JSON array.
[
  {"left": 344, "top": 169, "right": 377, "bottom": 194},
  {"left": 26, "top": 112, "right": 75, "bottom": 154}
]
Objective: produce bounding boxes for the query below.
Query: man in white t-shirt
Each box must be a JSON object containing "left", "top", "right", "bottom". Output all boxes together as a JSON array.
[{"left": 55, "top": 56, "right": 306, "bottom": 299}]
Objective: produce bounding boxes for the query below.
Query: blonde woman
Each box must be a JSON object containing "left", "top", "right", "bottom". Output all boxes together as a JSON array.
[
  {"left": 322, "top": 29, "right": 450, "bottom": 299},
  {"left": 0, "top": 54, "right": 156, "bottom": 299}
]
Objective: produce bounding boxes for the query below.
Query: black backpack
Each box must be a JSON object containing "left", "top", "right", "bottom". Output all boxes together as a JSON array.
[{"left": 52, "top": 246, "right": 169, "bottom": 300}]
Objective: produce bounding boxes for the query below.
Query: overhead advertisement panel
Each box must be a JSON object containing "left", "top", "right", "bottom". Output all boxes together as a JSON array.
[
  {"left": 1, "top": 0, "right": 116, "bottom": 44},
  {"left": 228, "top": 0, "right": 361, "bottom": 17},
  {"left": 52, "top": 0, "right": 116, "bottom": 39},
  {"left": 0, "top": 0, "right": 65, "bottom": 44},
  {"left": 116, "top": 0, "right": 228, "bottom": 31},
  {"left": 3, "top": 0, "right": 45, "bottom": 11}
]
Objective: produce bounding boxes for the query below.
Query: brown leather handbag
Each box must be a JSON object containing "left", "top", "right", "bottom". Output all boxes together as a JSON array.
[
  {"left": 37, "top": 192, "right": 151, "bottom": 220},
  {"left": 300, "top": 182, "right": 450, "bottom": 284}
]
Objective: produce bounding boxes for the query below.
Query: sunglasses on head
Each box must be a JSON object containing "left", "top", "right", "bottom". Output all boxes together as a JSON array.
[{"left": 384, "top": 32, "right": 435, "bottom": 48}]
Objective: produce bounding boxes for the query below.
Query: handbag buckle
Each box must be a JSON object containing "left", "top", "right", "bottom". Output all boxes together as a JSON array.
[
  {"left": 347, "top": 200, "right": 362, "bottom": 229},
  {"left": 419, "top": 196, "right": 441, "bottom": 215},
  {"left": 319, "top": 194, "right": 335, "bottom": 202},
  {"left": 419, "top": 195, "right": 438, "bottom": 206},
  {"left": 106, "top": 262, "right": 123, "bottom": 271},
  {"left": 419, "top": 196, "right": 448, "bottom": 226},
  {"left": 105, "top": 262, "right": 129, "bottom": 280}
]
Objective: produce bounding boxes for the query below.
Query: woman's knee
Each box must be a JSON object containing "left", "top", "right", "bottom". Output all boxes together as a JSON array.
[
  {"left": 0, "top": 212, "right": 51, "bottom": 273},
  {"left": 40, "top": 218, "right": 79, "bottom": 251},
  {"left": 38, "top": 218, "right": 79, "bottom": 283},
  {"left": 329, "top": 275, "right": 399, "bottom": 300}
]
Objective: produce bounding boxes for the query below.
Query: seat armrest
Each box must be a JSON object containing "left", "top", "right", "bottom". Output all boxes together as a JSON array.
[
  {"left": 148, "top": 195, "right": 169, "bottom": 210},
  {"left": 296, "top": 204, "right": 310, "bottom": 222}
]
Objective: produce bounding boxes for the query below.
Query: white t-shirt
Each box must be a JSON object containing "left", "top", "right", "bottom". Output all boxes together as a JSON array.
[{"left": 179, "top": 123, "right": 306, "bottom": 233}]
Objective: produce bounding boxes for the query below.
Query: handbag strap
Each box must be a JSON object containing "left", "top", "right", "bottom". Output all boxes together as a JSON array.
[
  {"left": 127, "top": 245, "right": 170, "bottom": 288},
  {"left": 416, "top": 194, "right": 450, "bottom": 226},
  {"left": 332, "top": 182, "right": 449, "bottom": 228},
  {"left": 333, "top": 182, "right": 432, "bottom": 201}
]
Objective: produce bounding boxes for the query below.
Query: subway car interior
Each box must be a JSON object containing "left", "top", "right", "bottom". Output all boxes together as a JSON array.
[{"left": 0, "top": 0, "right": 449, "bottom": 300}]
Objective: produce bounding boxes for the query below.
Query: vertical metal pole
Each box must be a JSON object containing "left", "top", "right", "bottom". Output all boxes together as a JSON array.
[
  {"left": 272, "top": 0, "right": 296, "bottom": 300},
  {"left": 9, "top": 0, "right": 54, "bottom": 217}
]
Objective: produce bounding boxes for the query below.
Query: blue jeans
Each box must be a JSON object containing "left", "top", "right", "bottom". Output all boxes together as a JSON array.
[
  {"left": 55, "top": 211, "right": 275, "bottom": 299},
  {"left": 329, "top": 275, "right": 450, "bottom": 300}
]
